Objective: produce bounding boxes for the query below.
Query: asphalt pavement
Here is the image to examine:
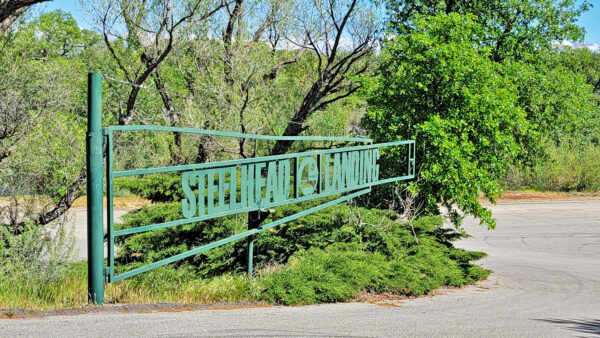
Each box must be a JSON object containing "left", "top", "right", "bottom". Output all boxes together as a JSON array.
[{"left": 1, "top": 200, "right": 599, "bottom": 337}]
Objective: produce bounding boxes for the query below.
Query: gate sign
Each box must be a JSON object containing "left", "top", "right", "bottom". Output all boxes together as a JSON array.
[
  {"left": 86, "top": 73, "right": 415, "bottom": 305},
  {"left": 180, "top": 148, "right": 382, "bottom": 220}
]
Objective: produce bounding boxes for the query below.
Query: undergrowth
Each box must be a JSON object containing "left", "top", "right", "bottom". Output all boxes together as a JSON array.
[
  {"left": 1, "top": 206, "right": 489, "bottom": 309},
  {"left": 506, "top": 143, "right": 600, "bottom": 191},
  {"left": 0, "top": 176, "right": 490, "bottom": 310}
]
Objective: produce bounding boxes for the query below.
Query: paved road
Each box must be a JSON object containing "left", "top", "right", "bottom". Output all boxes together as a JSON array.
[
  {"left": 2, "top": 200, "right": 600, "bottom": 337},
  {"left": 62, "top": 208, "right": 128, "bottom": 260},
  {"left": 68, "top": 208, "right": 130, "bottom": 260}
]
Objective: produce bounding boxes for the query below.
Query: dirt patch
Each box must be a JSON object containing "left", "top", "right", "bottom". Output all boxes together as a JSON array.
[
  {"left": 0, "top": 302, "right": 272, "bottom": 319},
  {"left": 355, "top": 291, "right": 412, "bottom": 304},
  {"left": 352, "top": 277, "right": 499, "bottom": 308},
  {"left": 72, "top": 196, "right": 151, "bottom": 209},
  {"left": 482, "top": 190, "right": 600, "bottom": 203}
]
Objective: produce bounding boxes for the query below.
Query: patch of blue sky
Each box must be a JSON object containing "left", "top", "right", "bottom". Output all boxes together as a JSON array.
[{"left": 38, "top": 0, "right": 600, "bottom": 46}]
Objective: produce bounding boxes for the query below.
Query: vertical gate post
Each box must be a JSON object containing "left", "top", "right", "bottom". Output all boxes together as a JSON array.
[
  {"left": 87, "top": 73, "right": 104, "bottom": 305},
  {"left": 247, "top": 211, "right": 260, "bottom": 277}
]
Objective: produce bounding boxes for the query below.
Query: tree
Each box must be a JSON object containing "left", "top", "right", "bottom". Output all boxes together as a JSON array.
[
  {"left": 386, "top": 0, "right": 589, "bottom": 62},
  {"left": 165, "top": 0, "right": 377, "bottom": 163},
  {"left": 363, "top": 13, "right": 535, "bottom": 228},
  {"left": 0, "top": 0, "right": 49, "bottom": 35},
  {"left": 0, "top": 11, "right": 92, "bottom": 232},
  {"left": 89, "top": 0, "right": 226, "bottom": 126},
  {"left": 556, "top": 47, "right": 600, "bottom": 97},
  {"left": 269, "top": 0, "right": 378, "bottom": 156},
  {"left": 505, "top": 53, "right": 600, "bottom": 148}
]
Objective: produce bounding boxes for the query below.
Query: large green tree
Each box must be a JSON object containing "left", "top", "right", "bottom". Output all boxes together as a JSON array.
[
  {"left": 363, "top": 13, "right": 536, "bottom": 228},
  {"left": 363, "top": 1, "right": 596, "bottom": 227}
]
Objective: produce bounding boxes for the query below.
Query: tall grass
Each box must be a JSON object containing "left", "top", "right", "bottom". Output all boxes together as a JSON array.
[
  {"left": 0, "top": 217, "right": 84, "bottom": 310},
  {"left": 506, "top": 144, "right": 600, "bottom": 191},
  {"left": 0, "top": 263, "right": 257, "bottom": 310}
]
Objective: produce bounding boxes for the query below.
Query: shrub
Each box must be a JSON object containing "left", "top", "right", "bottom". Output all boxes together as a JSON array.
[
  {"left": 115, "top": 174, "right": 183, "bottom": 202},
  {"left": 258, "top": 240, "right": 490, "bottom": 305},
  {"left": 0, "top": 216, "right": 82, "bottom": 310},
  {"left": 114, "top": 201, "right": 490, "bottom": 306},
  {"left": 505, "top": 143, "right": 600, "bottom": 191},
  {"left": 0, "top": 216, "right": 77, "bottom": 284},
  {"left": 111, "top": 173, "right": 491, "bottom": 307}
]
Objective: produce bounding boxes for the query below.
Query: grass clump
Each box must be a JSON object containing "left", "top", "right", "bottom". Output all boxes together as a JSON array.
[
  {"left": 506, "top": 143, "right": 600, "bottom": 191},
  {"left": 0, "top": 219, "right": 86, "bottom": 310},
  {"left": 0, "top": 262, "right": 258, "bottom": 310},
  {"left": 0, "top": 262, "right": 88, "bottom": 310}
]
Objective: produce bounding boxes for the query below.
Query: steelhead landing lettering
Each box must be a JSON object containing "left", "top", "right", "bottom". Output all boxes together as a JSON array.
[{"left": 181, "top": 149, "right": 380, "bottom": 219}]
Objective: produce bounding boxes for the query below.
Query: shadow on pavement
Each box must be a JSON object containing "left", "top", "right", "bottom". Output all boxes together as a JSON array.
[
  {"left": 536, "top": 318, "right": 600, "bottom": 336},
  {"left": 198, "top": 329, "right": 369, "bottom": 337}
]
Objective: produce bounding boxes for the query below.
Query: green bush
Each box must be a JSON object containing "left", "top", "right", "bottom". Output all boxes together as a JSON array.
[
  {"left": 256, "top": 214, "right": 489, "bottom": 305},
  {"left": 114, "top": 198, "right": 490, "bottom": 305},
  {"left": 258, "top": 240, "right": 489, "bottom": 305},
  {"left": 0, "top": 218, "right": 76, "bottom": 285},
  {"left": 111, "top": 173, "right": 491, "bottom": 306},
  {"left": 115, "top": 174, "right": 183, "bottom": 202},
  {"left": 0, "top": 218, "right": 82, "bottom": 310},
  {"left": 506, "top": 143, "right": 600, "bottom": 191}
]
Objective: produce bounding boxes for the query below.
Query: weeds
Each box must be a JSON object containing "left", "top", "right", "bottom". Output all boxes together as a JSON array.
[
  {"left": 0, "top": 215, "right": 76, "bottom": 284},
  {"left": 506, "top": 143, "right": 600, "bottom": 191},
  {"left": 0, "top": 215, "right": 82, "bottom": 310}
]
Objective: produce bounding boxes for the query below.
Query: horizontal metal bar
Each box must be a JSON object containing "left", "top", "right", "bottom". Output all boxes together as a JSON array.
[
  {"left": 104, "top": 125, "right": 372, "bottom": 143},
  {"left": 113, "top": 172, "right": 414, "bottom": 237},
  {"left": 111, "top": 188, "right": 370, "bottom": 282},
  {"left": 113, "top": 140, "right": 415, "bottom": 178},
  {"left": 256, "top": 188, "right": 371, "bottom": 232}
]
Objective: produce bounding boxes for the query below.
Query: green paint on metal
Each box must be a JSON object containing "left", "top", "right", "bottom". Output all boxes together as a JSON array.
[
  {"left": 110, "top": 141, "right": 414, "bottom": 178},
  {"left": 105, "top": 131, "right": 115, "bottom": 283},
  {"left": 113, "top": 173, "right": 414, "bottom": 238},
  {"left": 105, "top": 125, "right": 372, "bottom": 143},
  {"left": 86, "top": 73, "right": 104, "bottom": 305},
  {"left": 88, "top": 75, "right": 416, "bottom": 287},
  {"left": 111, "top": 188, "right": 370, "bottom": 281}
]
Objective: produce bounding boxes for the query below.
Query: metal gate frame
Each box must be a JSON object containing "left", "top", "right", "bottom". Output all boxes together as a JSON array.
[{"left": 86, "top": 73, "right": 416, "bottom": 304}]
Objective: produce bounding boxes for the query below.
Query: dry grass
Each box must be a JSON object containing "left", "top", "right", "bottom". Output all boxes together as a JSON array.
[
  {"left": 482, "top": 190, "right": 600, "bottom": 203},
  {"left": 71, "top": 196, "right": 151, "bottom": 209},
  {"left": 0, "top": 195, "right": 151, "bottom": 210}
]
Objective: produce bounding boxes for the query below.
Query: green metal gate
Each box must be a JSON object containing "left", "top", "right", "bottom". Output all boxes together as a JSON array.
[{"left": 87, "top": 73, "right": 416, "bottom": 304}]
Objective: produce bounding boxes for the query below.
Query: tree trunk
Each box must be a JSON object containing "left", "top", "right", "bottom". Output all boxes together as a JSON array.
[{"left": 0, "top": 0, "right": 50, "bottom": 35}]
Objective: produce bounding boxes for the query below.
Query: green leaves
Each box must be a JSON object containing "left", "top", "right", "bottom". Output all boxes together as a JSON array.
[
  {"left": 386, "top": 0, "right": 589, "bottom": 63},
  {"left": 365, "top": 0, "right": 598, "bottom": 227},
  {"left": 364, "top": 13, "right": 534, "bottom": 228}
]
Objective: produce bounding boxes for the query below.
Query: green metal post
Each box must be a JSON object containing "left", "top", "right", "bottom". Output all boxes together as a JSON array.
[
  {"left": 247, "top": 235, "right": 254, "bottom": 276},
  {"left": 87, "top": 73, "right": 104, "bottom": 305},
  {"left": 247, "top": 211, "right": 261, "bottom": 277}
]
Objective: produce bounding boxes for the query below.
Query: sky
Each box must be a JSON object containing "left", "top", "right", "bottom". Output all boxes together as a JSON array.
[{"left": 40, "top": 0, "right": 600, "bottom": 46}]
